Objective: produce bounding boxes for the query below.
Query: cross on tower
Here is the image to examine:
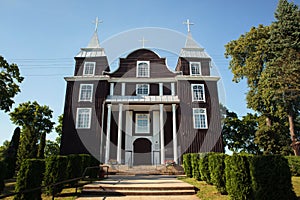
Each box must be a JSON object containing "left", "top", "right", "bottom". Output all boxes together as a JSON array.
[
  {"left": 93, "top": 17, "right": 103, "bottom": 32},
  {"left": 139, "top": 37, "right": 148, "bottom": 48},
  {"left": 183, "top": 19, "right": 194, "bottom": 33}
]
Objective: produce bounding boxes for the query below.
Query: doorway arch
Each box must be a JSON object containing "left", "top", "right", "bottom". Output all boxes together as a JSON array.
[{"left": 133, "top": 138, "right": 152, "bottom": 165}]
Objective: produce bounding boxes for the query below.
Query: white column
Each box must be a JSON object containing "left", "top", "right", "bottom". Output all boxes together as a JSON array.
[
  {"left": 159, "top": 104, "right": 165, "bottom": 165},
  {"left": 171, "top": 83, "right": 175, "bottom": 96},
  {"left": 121, "top": 83, "right": 125, "bottom": 96},
  {"left": 172, "top": 104, "right": 178, "bottom": 164},
  {"left": 159, "top": 83, "right": 163, "bottom": 96},
  {"left": 105, "top": 104, "right": 112, "bottom": 164},
  {"left": 117, "top": 103, "right": 123, "bottom": 164},
  {"left": 110, "top": 83, "right": 114, "bottom": 96}
]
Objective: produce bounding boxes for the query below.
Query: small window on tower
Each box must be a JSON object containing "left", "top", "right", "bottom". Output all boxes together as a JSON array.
[
  {"left": 190, "top": 62, "right": 201, "bottom": 75},
  {"left": 193, "top": 108, "right": 208, "bottom": 129},
  {"left": 83, "top": 62, "right": 96, "bottom": 76},
  {"left": 79, "top": 84, "right": 93, "bottom": 102},
  {"left": 137, "top": 61, "right": 150, "bottom": 77},
  {"left": 191, "top": 84, "right": 205, "bottom": 102},
  {"left": 136, "top": 84, "right": 149, "bottom": 96},
  {"left": 76, "top": 108, "right": 92, "bottom": 129}
]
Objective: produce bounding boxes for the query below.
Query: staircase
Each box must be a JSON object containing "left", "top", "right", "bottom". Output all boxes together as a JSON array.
[{"left": 81, "top": 175, "right": 196, "bottom": 197}]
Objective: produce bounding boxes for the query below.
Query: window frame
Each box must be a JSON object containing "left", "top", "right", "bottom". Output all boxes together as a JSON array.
[
  {"left": 191, "top": 84, "right": 206, "bottom": 102},
  {"left": 136, "top": 61, "right": 150, "bottom": 77},
  {"left": 76, "top": 108, "right": 92, "bottom": 129},
  {"left": 193, "top": 108, "right": 208, "bottom": 129},
  {"left": 83, "top": 62, "right": 96, "bottom": 76},
  {"left": 79, "top": 84, "right": 93, "bottom": 102},
  {"left": 135, "top": 113, "right": 150, "bottom": 133},
  {"left": 136, "top": 84, "right": 150, "bottom": 96},
  {"left": 189, "top": 62, "right": 201, "bottom": 76}
]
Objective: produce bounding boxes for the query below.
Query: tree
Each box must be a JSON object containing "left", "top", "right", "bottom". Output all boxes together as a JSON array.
[
  {"left": 222, "top": 108, "right": 260, "bottom": 154},
  {"left": 266, "top": 0, "right": 300, "bottom": 155},
  {"left": 3, "top": 127, "right": 21, "bottom": 178},
  {"left": 0, "top": 140, "right": 10, "bottom": 158},
  {"left": 0, "top": 56, "right": 24, "bottom": 112},
  {"left": 55, "top": 114, "right": 63, "bottom": 145},
  {"left": 225, "top": 0, "right": 300, "bottom": 155},
  {"left": 9, "top": 101, "right": 54, "bottom": 166},
  {"left": 44, "top": 140, "right": 60, "bottom": 157}
]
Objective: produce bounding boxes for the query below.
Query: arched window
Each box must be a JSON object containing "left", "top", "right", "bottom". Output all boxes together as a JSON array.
[{"left": 137, "top": 61, "right": 150, "bottom": 77}]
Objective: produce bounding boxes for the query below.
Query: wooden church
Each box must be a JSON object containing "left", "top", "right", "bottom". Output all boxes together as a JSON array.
[{"left": 60, "top": 20, "right": 223, "bottom": 165}]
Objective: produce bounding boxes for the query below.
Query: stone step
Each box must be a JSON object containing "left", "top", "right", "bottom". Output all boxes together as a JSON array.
[{"left": 81, "top": 189, "right": 196, "bottom": 196}]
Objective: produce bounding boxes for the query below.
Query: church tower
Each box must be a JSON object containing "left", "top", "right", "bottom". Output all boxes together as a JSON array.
[{"left": 60, "top": 18, "right": 110, "bottom": 160}]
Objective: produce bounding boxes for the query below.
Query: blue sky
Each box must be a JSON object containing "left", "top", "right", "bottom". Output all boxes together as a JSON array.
[{"left": 0, "top": 0, "right": 298, "bottom": 144}]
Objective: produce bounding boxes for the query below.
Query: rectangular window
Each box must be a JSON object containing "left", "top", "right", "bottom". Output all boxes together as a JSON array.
[
  {"left": 83, "top": 62, "right": 95, "bottom": 76},
  {"left": 136, "top": 84, "right": 149, "bottom": 96},
  {"left": 137, "top": 61, "right": 150, "bottom": 77},
  {"left": 190, "top": 62, "right": 201, "bottom": 75},
  {"left": 193, "top": 108, "right": 208, "bottom": 129},
  {"left": 135, "top": 113, "right": 150, "bottom": 133},
  {"left": 191, "top": 84, "right": 205, "bottom": 102},
  {"left": 76, "top": 108, "right": 92, "bottom": 129},
  {"left": 79, "top": 84, "right": 93, "bottom": 102}
]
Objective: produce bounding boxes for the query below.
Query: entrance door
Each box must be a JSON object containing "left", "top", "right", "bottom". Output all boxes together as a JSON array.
[{"left": 133, "top": 138, "right": 152, "bottom": 165}]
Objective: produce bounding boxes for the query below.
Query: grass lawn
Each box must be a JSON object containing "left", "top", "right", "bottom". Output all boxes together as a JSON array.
[{"left": 179, "top": 176, "right": 300, "bottom": 200}]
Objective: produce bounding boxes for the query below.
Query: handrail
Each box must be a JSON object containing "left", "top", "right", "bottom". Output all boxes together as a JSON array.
[{"left": 0, "top": 165, "right": 107, "bottom": 199}]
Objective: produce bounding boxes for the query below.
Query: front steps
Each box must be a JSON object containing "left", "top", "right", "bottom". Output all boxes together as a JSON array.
[
  {"left": 81, "top": 175, "right": 196, "bottom": 197},
  {"left": 107, "top": 164, "right": 185, "bottom": 175}
]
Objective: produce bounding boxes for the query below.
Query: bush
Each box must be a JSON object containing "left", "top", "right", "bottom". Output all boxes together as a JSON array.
[
  {"left": 225, "top": 154, "right": 252, "bottom": 199},
  {"left": 249, "top": 155, "right": 296, "bottom": 200},
  {"left": 183, "top": 154, "right": 192, "bottom": 178},
  {"left": 43, "top": 155, "right": 67, "bottom": 196},
  {"left": 79, "top": 154, "right": 100, "bottom": 178},
  {"left": 191, "top": 153, "right": 201, "bottom": 180},
  {"left": 209, "top": 153, "right": 227, "bottom": 194},
  {"left": 286, "top": 156, "right": 300, "bottom": 176},
  {"left": 14, "top": 159, "right": 45, "bottom": 200},
  {"left": 199, "top": 153, "right": 212, "bottom": 184},
  {"left": 0, "top": 160, "right": 7, "bottom": 192},
  {"left": 66, "top": 154, "right": 82, "bottom": 186}
]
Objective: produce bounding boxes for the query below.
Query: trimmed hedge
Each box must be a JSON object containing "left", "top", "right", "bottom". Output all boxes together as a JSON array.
[
  {"left": 14, "top": 159, "right": 45, "bottom": 200},
  {"left": 43, "top": 155, "right": 68, "bottom": 195},
  {"left": 225, "top": 154, "right": 252, "bottom": 199},
  {"left": 286, "top": 156, "right": 300, "bottom": 176},
  {"left": 191, "top": 153, "right": 201, "bottom": 180},
  {"left": 66, "top": 154, "right": 82, "bottom": 186},
  {"left": 249, "top": 155, "right": 296, "bottom": 200},
  {"left": 183, "top": 154, "right": 192, "bottom": 178},
  {"left": 208, "top": 153, "right": 227, "bottom": 194},
  {"left": 199, "top": 153, "right": 212, "bottom": 184},
  {"left": 0, "top": 160, "right": 7, "bottom": 192}
]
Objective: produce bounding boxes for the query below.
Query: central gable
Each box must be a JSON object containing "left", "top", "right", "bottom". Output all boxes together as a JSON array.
[{"left": 106, "top": 48, "right": 176, "bottom": 78}]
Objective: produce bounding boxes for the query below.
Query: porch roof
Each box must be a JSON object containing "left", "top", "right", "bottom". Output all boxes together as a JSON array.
[{"left": 106, "top": 95, "right": 180, "bottom": 104}]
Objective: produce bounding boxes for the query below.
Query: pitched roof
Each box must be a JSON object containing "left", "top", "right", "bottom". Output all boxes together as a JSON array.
[
  {"left": 179, "top": 32, "right": 211, "bottom": 58},
  {"left": 76, "top": 31, "right": 106, "bottom": 57}
]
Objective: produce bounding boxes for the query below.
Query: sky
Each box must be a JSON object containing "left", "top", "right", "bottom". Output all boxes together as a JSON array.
[{"left": 0, "top": 0, "right": 299, "bottom": 144}]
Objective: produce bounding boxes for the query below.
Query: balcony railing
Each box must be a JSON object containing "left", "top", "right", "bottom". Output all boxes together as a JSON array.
[{"left": 106, "top": 95, "right": 180, "bottom": 103}]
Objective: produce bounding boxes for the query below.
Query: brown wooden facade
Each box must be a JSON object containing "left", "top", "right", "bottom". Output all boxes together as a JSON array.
[{"left": 60, "top": 33, "right": 223, "bottom": 165}]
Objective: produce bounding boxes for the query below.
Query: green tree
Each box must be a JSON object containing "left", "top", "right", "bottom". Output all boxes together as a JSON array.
[
  {"left": 9, "top": 101, "right": 55, "bottom": 166},
  {"left": 222, "top": 108, "right": 260, "bottom": 154},
  {"left": 0, "top": 140, "right": 10, "bottom": 158},
  {"left": 44, "top": 140, "right": 60, "bottom": 157},
  {"left": 3, "top": 127, "right": 21, "bottom": 178},
  {"left": 225, "top": 0, "right": 300, "bottom": 155},
  {"left": 55, "top": 114, "right": 63, "bottom": 145},
  {"left": 0, "top": 56, "right": 24, "bottom": 112}
]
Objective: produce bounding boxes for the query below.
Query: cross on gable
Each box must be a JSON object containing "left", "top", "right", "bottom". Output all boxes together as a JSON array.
[
  {"left": 139, "top": 37, "right": 148, "bottom": 48},
  {"left": 93, "top": 17, "right": 103, "bottom": 32},
  {"left": 183, "top": 19, "right": 194, "bottom": 33}
]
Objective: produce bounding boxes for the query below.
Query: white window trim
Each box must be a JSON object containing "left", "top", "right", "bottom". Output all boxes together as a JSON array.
[
  {"left": 136, "top": 84, "right": 150, "bottom": 96},
  {"left": 193, "top": 108, "right": 208, "bottom": 129},
  {"left": 191, "top": 84, "right": 206, "bottom": 102},
  {"left": 135, "top": 113, "right": 150, "bottom": 133},
  {"left": 136, "top": 61, "right": 150, "bottom": 77},
  {"left": 190, "top": 62, "right": 201, "bottom": 76},
  {"left": 83, "top": 62, "right": 96, "bottom": 76},
  {"left": 79, "top": 84, "right": 93, "bottom": 102},
  {"left": 76, "top": 108, "right": 92, "bottom": 129}
]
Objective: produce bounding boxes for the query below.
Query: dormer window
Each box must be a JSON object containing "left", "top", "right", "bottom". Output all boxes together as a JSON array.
[
  {"left": 190, "top": 62, "right": 201, "bottom": 75},
  {"left": 137, "top": 61, "right": 150, "bottom": 77},
  {"left": 136, "top": 84, "right": 149, "bottom": 96},
  {"left": 83, "top": 62, "right": 96, "bottom": 76}
]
